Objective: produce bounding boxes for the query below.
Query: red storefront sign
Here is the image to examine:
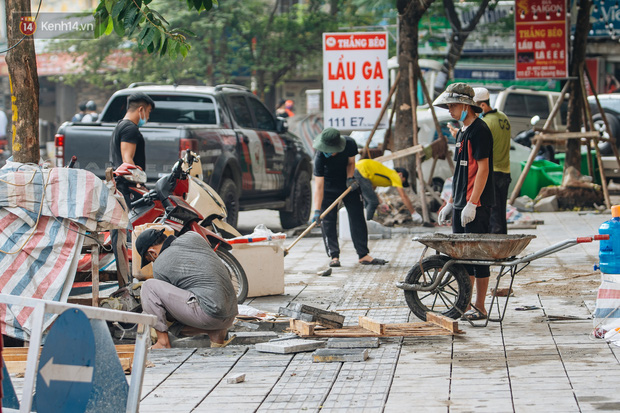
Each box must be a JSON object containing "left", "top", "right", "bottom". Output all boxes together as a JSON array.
[{"left": 515, "top": 0, "right": 568, "bottom": 80}]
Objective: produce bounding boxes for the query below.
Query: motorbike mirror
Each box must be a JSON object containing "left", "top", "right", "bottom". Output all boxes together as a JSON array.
[{"left": 530, "top": 115, "right": 541, "bottom": 126}]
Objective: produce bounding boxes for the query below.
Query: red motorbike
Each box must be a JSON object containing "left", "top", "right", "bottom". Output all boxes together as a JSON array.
[{"left": 114, "top": 152, "right": 248, "bottom": 303}]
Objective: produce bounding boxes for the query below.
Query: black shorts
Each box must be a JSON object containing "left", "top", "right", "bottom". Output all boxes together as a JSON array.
[{"left": 453, "top": 205, "right": 491, "bottom": 278}]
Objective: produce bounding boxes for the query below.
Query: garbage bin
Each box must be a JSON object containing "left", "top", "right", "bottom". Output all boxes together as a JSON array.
[
  {"left": 555, "top": 151, "right": 600, "bottom": 184},
  {"left": 520, "top": 160, "right": 563, "bottom": 199}
]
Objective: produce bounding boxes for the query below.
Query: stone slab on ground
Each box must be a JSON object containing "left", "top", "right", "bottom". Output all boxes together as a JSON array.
[
  {"left": 326, "top": 337, "right": 380, "bottom": 348},
  {"left": 312, "top": 348, "right": 369, "bottom": 362},
  {"left": 255, "top": 338, "right": 325, "bottom": 354}
]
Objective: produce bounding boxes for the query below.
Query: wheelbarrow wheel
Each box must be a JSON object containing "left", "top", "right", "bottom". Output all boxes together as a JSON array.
[{"left": 404, "top": 255, "right": 471, "bottom": 321}]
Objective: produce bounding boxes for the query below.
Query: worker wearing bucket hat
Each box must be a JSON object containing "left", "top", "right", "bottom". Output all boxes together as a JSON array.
[
  {"left": 312, "top": 128, "right": 388, "bottom": 267},
  {"left": 434, "top": 83, "right": 495, "bottom": 321}
]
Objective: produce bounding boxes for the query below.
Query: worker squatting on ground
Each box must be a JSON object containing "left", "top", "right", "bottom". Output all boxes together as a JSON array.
[
  {"left": 434, "top": 83, "right": 495, "bottom": 321},
  {"left": 135, "top": 229, "right": 238, "bottom": 349},
  {"left": 473, "top": 87, "right": 512, "bottom": 235},
  {"left": 354, "top": 159, "right": 423, "bottom": 224},
  {"left": 312, "top": 128, "right": 388, "bottom": 268}
]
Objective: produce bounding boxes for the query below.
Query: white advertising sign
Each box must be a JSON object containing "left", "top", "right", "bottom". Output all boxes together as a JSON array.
[{"left": 323, "top": 32, "right": 388, "bottom": 131}]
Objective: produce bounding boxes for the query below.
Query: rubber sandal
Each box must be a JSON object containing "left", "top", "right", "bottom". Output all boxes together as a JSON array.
[
  {"left": 211, "top": 334, "right": 236, "bottom": 348},
  {"left": 461, "top": 310, "right": 487, "bottom": 321},
  {"left": 329, "top": 258, "right": 341, "bottom": 267},
  {"left": 359, "top": 258, "right": 389, "bottom": 265}
]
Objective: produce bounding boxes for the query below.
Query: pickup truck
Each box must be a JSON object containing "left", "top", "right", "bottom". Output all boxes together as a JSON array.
[
  {"left": 54, "top": 84, "right": 313, "bottom": 229},
  {"left": 491, "top": 87, "right": 567, "bottom": 137}
]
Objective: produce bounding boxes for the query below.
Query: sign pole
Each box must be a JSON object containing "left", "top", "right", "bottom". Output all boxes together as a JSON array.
[{"left": 20, "top": 303, "right": 45, "bottom": 413}]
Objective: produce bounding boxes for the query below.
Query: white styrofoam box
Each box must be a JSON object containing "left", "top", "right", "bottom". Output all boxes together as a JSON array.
[{"left": 231, "top": 243, "right": 284, "bottom": 297}]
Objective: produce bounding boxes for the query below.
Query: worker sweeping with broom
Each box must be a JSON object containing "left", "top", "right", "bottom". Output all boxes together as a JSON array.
[{"left": 312, "top": 128, "right": 388, "bottom": 268}]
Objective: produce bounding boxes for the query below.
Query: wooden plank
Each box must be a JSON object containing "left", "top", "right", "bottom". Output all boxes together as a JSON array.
[
  {"left": 426, "top": 313, "right": 462, "bottom": 333},
  {"left": 289, "top": 319, "right": 315, "bottom": 336},
  {"left": 67, "top": 297, "right": 94, "bottom": 306},
  {"left": 5, "top": 360, "right": 27, "bottom": 375},
  {"left": 358, "top": 316, "right": 386, "bottom": 335},
  {"left": 373, "top": 144, "right": 424, "bottom": 163},
  {"left": 538, "top": 131, "right": 600, "bottom": 139}
]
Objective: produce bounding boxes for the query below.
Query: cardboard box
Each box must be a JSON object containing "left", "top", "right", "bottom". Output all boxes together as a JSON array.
[{"left": 231, "top": 243, "right": 284, "bottom": 297}]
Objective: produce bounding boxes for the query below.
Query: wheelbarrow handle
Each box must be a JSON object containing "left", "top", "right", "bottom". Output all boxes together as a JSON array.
[{"left": 577, "top": 234, "right": 609, "bottom": 243}]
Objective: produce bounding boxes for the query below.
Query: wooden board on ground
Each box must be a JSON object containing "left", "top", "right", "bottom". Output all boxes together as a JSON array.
[
  {"left": 3, "top": 344, "right": 137, "bottom": 375},
  {"left": 290, "top": 315, "right": 464, "bottom": 338},
  {"left": 358, "top": 316, "right": 385, "bottom": 335}
]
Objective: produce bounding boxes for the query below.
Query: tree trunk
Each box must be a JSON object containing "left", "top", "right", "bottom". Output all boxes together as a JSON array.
[
  {"left": 434, "top": 34, "right": 467, "bottom": 94},
  {"left": 565, "top": 0, "right": 591, "bottom": 172},
  {"left": 395, "top": 0, "right": 435, "bottom": 190},
  {"left": 434, "top": 0, "right": 491, "bottom": 93},
  {"left": 5, "top": 0, "right": 40, "bottom": 164}
]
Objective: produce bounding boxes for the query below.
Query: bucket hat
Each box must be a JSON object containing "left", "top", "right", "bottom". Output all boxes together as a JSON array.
[
  {"left": 135, "top": 228, "right": 166, "bottom": 268},
  {"left": 313, "top": 128, "right": 346, "bottom": 153},
  {"left": 433, "top": 83, "right": 482, "bottom": 113}
]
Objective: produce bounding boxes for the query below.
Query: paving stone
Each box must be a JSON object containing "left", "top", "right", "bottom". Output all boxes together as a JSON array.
[
  {"left": 130, "top": 213, "right": 620, "bottom": 412},
  {"left": 327, "top": 337, "right": 380, "bottom": 348},
  {"left": 312, "top": 348, "right": 368, "bottom": 363},
  {"left": 255, "top": 338, "right": 325, "bottom": 354}
]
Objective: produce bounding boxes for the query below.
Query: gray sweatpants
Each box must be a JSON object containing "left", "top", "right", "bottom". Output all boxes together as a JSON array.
[{"left": 141, "top": 279, "right": 235, "bottom": 333}]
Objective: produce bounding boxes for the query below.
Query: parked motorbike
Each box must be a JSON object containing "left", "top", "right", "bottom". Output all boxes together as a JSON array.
[
  {"left": 513, "top": 115, "right": 556, "bottom": 162},
  {"left": 114, "top": 152, "right": 248, "bottom": 303}
]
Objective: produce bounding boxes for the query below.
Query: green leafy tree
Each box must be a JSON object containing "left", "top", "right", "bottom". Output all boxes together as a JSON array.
[
  {"left": 93, "top": 0, "right": 217, "bottom": 59},
  {"left": 5, "top": 0, "right": 216, "bottom": 163},
  {"left": 53, "top": 1, "right": 369, "bottom": 110},
  {"left": 433, "top": 0, "right": 491, "bottom": 93}
]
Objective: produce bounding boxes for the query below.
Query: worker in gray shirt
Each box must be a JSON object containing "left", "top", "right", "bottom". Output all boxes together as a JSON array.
[{"left": 136, "top": 229, "right": 238, "bottom": 349}]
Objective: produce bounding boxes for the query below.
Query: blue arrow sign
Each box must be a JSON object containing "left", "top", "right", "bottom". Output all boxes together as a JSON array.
[{"left": 36, "top": 308, "right": 95, "bottom": 413}]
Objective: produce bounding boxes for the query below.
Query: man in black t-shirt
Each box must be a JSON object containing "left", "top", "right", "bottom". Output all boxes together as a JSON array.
[
  {"left": 312, "top": 128, "right": 388, "bottom": 268},
  {"left": 110, "top": 92, "right": 155, "bottom": 172},
  {"left": 433, "top": 83, "right": 494, "bottom": 321},
  {"left": 109, "top": 92, "right": 155, "bottom": 279}
]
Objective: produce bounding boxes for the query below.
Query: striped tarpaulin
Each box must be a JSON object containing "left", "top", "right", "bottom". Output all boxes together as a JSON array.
[
  {"left": 594, "top": 273, "right": 620, "bottom": 334},
  {"left": 0, "top": 161, "right": 129, "bottom": 340}
]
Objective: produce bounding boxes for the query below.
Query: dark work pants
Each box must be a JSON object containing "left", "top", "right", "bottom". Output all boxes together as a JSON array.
[
  {"left": 490, "top": 172, "right": 511, "bottom": 235},
  {"left": 354, "top": 170, "right": 379, "bottom": 220},
  {"left": 320, "top": 188, "right": 369, "bottom": 259},
  {"left": 453, "top": 205, "right": 491, "bottom": 278}
]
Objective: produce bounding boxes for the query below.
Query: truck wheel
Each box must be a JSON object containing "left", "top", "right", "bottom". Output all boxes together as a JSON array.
[
  {"left": 215, "top": 249, "right": 248, "bottom": 304},
  {"left": 219, "top": 178, "right": 239, "bottom": 229},
  {"left": 280, "top": 170, "right": 312, "bottom": 229},
  {"left": 594, "top": 113, "right": 620, "bottom": 155}
]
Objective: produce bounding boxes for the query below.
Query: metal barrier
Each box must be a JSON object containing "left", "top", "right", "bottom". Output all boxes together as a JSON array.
[{"left": 0, "top": 293, "right": 156, "bottom": 413}]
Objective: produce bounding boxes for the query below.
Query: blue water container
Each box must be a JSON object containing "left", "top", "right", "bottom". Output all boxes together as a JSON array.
[{"left": 599, "top": 205, "right": 620, "bottom": 274}]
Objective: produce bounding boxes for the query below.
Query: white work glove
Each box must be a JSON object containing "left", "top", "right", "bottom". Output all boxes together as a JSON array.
[
  {"left": 411, "top": 211, "right": 423, "bottom": 225},
  {"left": 461, "top": 202, "right": 477, "bottom": 226},
  {"left": 438, "top": 202, "right": 453, "bottom": 225}
]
